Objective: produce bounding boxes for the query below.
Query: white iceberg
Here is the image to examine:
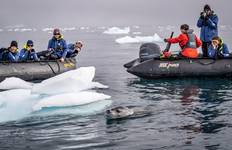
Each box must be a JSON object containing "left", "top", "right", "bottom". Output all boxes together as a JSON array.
[
  {"left": 0, "top": 66, "right": 111, "bottom": 122},
  {"left": 32, "top": 91, "right": 111, "bottom": 111},
  {"left": 31, "top": 67, "right": 103, "bottom": 95},
  {"left": 42, "top": 28, "right": 54, "bottom": 32},
  {"left": 132, "top": 32, "right": 142, "bottom": 35},
  {"left": 0, "top": 89, "right": 39, "bottom": 122},
  {"left": 115, "top": 33, "right": 163, "bottom": 44},
  {"left": 103, "top": 27, "right": 130, "bottom": 34},
  {"left": 62, "top": 27, "right": 76, "bottom": 32},
  {"left": 0, "top": 77, "right": 33, "bottom": 90}
]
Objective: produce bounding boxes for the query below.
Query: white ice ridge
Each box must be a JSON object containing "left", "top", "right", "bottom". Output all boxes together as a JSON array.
[
  {"left": 115, "top": 33, "right": 163, "bottom": 44},
  {"left": 62, "top": 27, "right": 76, "bottom": 32},
  {"left": 0, "top": 77, "right": 33, "bottom": 90},
  {"left": 32, "top": 91, "right": 111, "bottom": 111},
  {"left": 42, "top": 28, "right": 54, "bottom": 32},
  {"left": 32, "top": 66, "right": 108, "bottom": 95},
  {"left": 103, "top": 27, "right": 130, "bottom": 34}
]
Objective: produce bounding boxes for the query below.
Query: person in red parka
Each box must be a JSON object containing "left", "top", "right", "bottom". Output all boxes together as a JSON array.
[{"left": 164, "top": 24, "right": 202, "bottom": 58}]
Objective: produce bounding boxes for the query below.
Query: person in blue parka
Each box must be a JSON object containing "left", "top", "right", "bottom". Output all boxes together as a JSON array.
[
  {"left": 208, "top": 36, "right": 230, "bottom": 58},
  {"left": 197, "top": 4, "right": 219, "bottom": 57},
  {"left": 47, "top": 28, "right": 68, "bottom": 62},
  {"left": 66, "top": 41, "right": 83, "bottom": 58},
  {"left": 19, "top": 40, "right": 39, "bottom": 61},
  {"left": 0, "top": 41, "right": 20, "bottom": 62}
]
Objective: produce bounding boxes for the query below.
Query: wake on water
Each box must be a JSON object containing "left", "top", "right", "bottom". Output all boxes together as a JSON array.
[{"left": 0, "top": 67, "right": 111, "bottom": 123}]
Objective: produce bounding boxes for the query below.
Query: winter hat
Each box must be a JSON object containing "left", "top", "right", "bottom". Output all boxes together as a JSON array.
[
  {"left": 26, "top": 40, "right": 33, "bottom": 46},
  {"left": 180, "top": 24, "right": 189, "bottom": 31},
  {"left": 10, "top": 41, "right": 18, "bottom": 48},
  {"left": 204, "top": 4, "right": 211, "bottom": 11},
  {"left": 53, "top": 28, "right": 61, "bottom": 35}
]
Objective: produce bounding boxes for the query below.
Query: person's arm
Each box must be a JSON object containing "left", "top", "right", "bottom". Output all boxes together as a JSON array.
[
  {"left": 61, "top": 40, "right": 68, "bottom": 59},
  {"left": 222, "top": 44, "right": 230, "bottom": 57},
  {"left": 208, "top": 44, "right": 216, "bottom": 58},
  {"left": 195, "top": 36, "right": 202, "bottom": 48},
  {"left": 47, "top": 39, "right": 53, "bottom": 50},
  {"left": 206, "top": 15, "right": 218, "bottom": 29},
  {"left": 166, "top": 34, "right": 182, "bottom": 44},
  {"left": 197, "top": 18, "right": 204, "bottom": 28},
  {"left": 19, "top": 49, "right": 28, "bottom": 61},
  {"left": 31, "top": 49, "right": 39, "bottom": 61},
  {"left": 8, "top": 52, "right": 19, "bottom": 62}
]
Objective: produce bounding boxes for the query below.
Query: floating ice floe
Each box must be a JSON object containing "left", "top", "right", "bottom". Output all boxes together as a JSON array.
[
  {"left": 0, "top": 89, "right": 39, "bottom": 122},
  {"left": 115, "top": 33, "right": 163, "bottom": 44},
  {"left": 103, "top": 27, "right": 130, "bottom": 35},
  {"left": 0, "top": 67, "right": 111, "bottom": 122},
  {"left": 32, "top": 91, "right": 111, "bottom": 111},
  {"left": 132, "top": 32, "right": 142, "bottom": 35},
  {"left": 0, "top": 77, "right": 33, "bottom": 90},
  {"left": 133, "top": 25, "right": 140, "bottom": 29},
  {"left": 31, "top": 66, "right": 108, "bottom": 95},
  {"left": 42, "top": 28, "right": 54, "bottom": 32},
  {"left": 62, "top": 27, "right": 76, "bottom": 32}
]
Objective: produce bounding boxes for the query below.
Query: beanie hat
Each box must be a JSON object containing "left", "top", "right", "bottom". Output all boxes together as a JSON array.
[
  {"left": 204, "top": 4, "right": 211, "bottom": 11},
  {"left": 180, "top": 24, "right": 189, "bottom": 31},
  {"left": 53, "top": 28, "right": 61, "bottom": 35},
  {"left": 26, "top": 40, "right": 33, "bottom": 46},
  {"left": 10, "top": 41, "right": 18, "bottom": 48}
]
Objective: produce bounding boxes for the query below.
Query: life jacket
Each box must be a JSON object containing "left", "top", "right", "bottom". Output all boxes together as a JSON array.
[
  {"left": 185, "top": 29, "right": 197, "bottom": 49},
  {"left": 216, "top": 39, "right": 229, "bottom": 57},
  {"left": 181, "top": 29, "right": 198, "bottom": 58},
  {"left": 53, "top": 35, "right": 64, "bottom": 51}
]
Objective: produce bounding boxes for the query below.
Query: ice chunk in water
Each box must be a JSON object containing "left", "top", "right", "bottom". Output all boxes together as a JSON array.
[
  {"left": 32, "top": 91, "right": 111, "bottom": 111},
  {"left": 0, "top": 77, "right": 33, "bottom": 90},
  {"left": 103, "top": 27, "right": 130, "bottom": 34},
  {"left": 31, "top": 67, "right": 102, "bottom": 95},
  {"left": 0, "top": 89, "right": 39, "bottom": 122},
  {"left": 115, "top": 33, "right": 162, "bottom": 44}
]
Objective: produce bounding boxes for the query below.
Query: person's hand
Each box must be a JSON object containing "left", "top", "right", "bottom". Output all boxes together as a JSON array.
[
  {"left": 30, "top": 49, "right": 35, "bottom": 52},
  {"left": 75, "top": 48, "right": 81, "bottom": 53},
  {"left": 48, "top": 48, "right": 54, "bottom": 51},
  {"left": 60, "top": 57, "right": 65, "bottom": 62},
  {"left": 164, "top": 39, "right": 168, "bottom": 43},
  {"left": 200, "top": 12, "right": 206, "bottom": 19}
]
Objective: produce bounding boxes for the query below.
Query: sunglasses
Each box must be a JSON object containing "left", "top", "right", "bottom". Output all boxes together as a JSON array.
[
  {"left": 28, "top": 45, "right": 33, "bottom": 47},
  {"left": 54, "top": 33, "right": 60, "bottom": 35}
]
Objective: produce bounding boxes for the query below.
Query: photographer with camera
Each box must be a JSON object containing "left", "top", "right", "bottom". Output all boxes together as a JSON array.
[
  {"left": 19, "top": 40, "right": 39, "bottom": 61},
  {"left": 197, "top": 4, "right": 218, "bottom": 57}
]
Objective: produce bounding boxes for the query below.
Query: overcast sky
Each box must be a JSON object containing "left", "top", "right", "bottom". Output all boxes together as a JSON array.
[{"left": 0, "top": 0, "right": 231, "bottom": 27}]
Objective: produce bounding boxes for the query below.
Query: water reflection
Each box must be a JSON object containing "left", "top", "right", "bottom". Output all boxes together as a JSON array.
[{"left": 127, "top": 77, "right": 232, "bottom": 147}]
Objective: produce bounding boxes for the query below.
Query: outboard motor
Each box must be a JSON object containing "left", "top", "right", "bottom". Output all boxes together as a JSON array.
[{"left": 139, "top": 43, "right": 161, "bottom": 62}]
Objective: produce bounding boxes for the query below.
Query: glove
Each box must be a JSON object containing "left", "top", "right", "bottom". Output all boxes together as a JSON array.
[
  {"left": 160, "top": 51, "right": 171, "bottom": 58},
  {"left": 30, "top": 49, "right": 35, "bottom": 52},
  {"left": 200, "top": 12, "right": 206, "bottom": 19},
  {"left": 164, "top": 39, "right": 168, "bottom": 43}
]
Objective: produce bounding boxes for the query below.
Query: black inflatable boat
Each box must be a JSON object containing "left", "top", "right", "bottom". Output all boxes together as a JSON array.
[
  {"left": 124, "top": 43, "right": 232, "bottom": 79},
  {"left": 0, "top": 58, "right": 76, "bottom": 81}
]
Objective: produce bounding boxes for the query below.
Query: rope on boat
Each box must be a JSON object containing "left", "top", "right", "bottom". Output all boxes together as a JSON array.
[{"left": 39, "top": 60, "right": 61, "bottom": 75}]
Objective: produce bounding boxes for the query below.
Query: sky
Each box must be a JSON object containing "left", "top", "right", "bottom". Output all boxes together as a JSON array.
[{"left": 0, "top": 0, "right": 231, "bottom": 27}]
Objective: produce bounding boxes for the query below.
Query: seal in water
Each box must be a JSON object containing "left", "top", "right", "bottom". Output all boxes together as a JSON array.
[{"left": 105, "top": 106, "right": 152, "bottom": 120}]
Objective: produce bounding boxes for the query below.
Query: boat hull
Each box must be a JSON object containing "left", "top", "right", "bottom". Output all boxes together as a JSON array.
[
  {"left": 0, "top": 58, "right": 76, "bottom": 81},
  {"left": 126, "top": 58, "right": 232, "bottom": 79}
]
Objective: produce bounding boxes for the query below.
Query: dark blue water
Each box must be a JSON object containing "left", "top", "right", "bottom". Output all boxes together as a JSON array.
[{"left": 0, "top": 26, "right": 232, "bottom": 149}]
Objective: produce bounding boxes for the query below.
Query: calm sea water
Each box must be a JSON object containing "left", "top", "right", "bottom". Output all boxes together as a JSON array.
[{"left": 0, "top": 26, "right": 232, "bottom": 150}]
